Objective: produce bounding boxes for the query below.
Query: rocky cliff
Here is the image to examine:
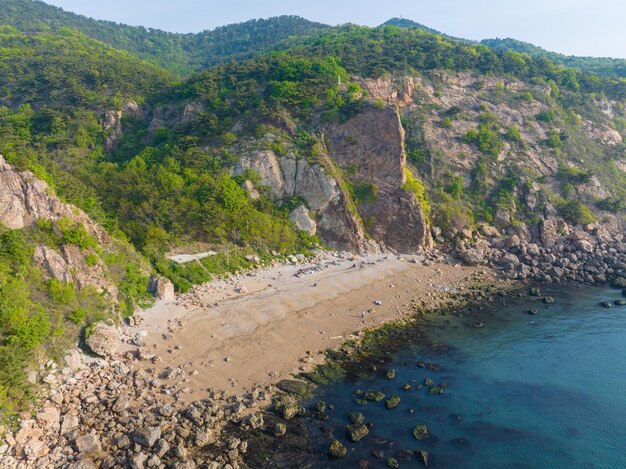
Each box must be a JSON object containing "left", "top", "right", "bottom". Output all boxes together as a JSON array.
[
  {"left": 326, "top": 105, "right": 432, "bottom": 251},
  {"left": 0, "top": 155, "right": 117, "bottom": 295}
]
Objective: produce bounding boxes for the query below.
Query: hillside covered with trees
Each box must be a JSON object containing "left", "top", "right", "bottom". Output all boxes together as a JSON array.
[{"left": 0, "top": 1, "right": 626, "bottom": 417}]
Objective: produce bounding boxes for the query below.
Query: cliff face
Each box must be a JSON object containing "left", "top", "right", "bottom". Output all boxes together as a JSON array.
[
  {"left": 234, "top": 148, "right": 370, "bottom": 252},
  {"left": 0, "top": 155, "right": 116, "bottom": 295},
  {"left": 327, "top": 105, "right": 432, "bottom": 251}
]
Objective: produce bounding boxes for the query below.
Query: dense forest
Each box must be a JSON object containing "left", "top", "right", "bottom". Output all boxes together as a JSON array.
[
  {"left": 1, "top": 0, "right": 626, "bottom": 416},
  {"left": 0, "top": 0, "right": 328, "bottom": 73}
]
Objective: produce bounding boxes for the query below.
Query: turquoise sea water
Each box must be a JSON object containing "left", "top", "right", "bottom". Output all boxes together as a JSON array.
[{"left": 301, "top": 286, "right": 626, "bottom": 468}]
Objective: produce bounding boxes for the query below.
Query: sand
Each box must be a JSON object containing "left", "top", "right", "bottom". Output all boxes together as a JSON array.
[{"left": 127, "top": 253, "right": 494, "bottom": 403}]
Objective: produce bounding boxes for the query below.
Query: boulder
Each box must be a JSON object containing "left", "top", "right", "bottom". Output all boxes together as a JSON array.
[
  {"left": 133, "top": 426, "right": 162, "bottom": 448},
  {"left": 150, "top": 276, "right": 176, "bottom": 302},
  {"left": 289, "top": 205, "right": 317, "bottom": 235},
  {"left": 346, "top": 423, "right": 369, "bottom": 442},
  {"left": 241, "top": 180, "right": 261, "bottom": 200},
  {"left": 328, "top": 440, "right": 347, "bottom": 459},
  {"left": 413, "top": 424, "right": 429, "bottom": 440},
  {"left": 75, "top": 434, "right": 101, "bottom": 454},
  {"left": 36, "top": 407, "right": 60, "bottom": 433},
  {"left": 86, "top": 322, "right": 121, "bottom": 357}
]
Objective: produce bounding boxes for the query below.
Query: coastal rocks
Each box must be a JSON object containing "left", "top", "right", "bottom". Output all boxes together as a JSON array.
[
  {"left": 75, "top": 434, "right": 101, "bottom": 454},
  {"left": 289, "top": 205, "right": 317, "bottom": 235},
  {"left": 416, "top": 450, "right": 430, "bottom": 466},
  {"left": 346, "top": 423, "right": 369, "bottom": 442},
  {"left": 133, "top": 426, "right": 162, "bottom": 448},
  {"left": 413, "top": 425, "right": 430, "bottom": 440},
  {"left": 328, "top": 440, "right": 347, "bottom": 459},
  {"left": 85, "top": 322, "right": 121, "bottom": 357},
  {"left": 385, "top": 396, "right": 401, "bottom": 409}
]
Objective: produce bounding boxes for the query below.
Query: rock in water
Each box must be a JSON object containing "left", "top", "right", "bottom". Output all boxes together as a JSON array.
[
  {"left": 385, "top": 395, "right": 401, "bottom": 409},
  {"left": 542, "top": 296, "right": 555, "bottom": 304},
  {"left": 417, "top": 450, "right": 429, "bottom": 466},
  {"left": 600, "top": 301, "right": 614, "bottom": 309},
  {"left": 346, "top": 423, "right": 369, "bottom": 442},
  {"left": 85, "top": 322, "right": 120, "bottom": 357},
  {"left": 328, "top": 440, "right": 347, "bottom": 458},
  {"left": 413, "top": 425, "right": 429, "bottom": 440}
]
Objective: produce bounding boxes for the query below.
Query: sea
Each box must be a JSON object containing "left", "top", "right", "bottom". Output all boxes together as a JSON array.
[{"left": 297, "top": 286, "right": 626, "bottom": 468}]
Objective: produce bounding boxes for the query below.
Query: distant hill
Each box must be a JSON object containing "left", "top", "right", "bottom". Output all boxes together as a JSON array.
[
  {"left": 0, "top": 0, "right": 329, "bottom": 73},
  {"left": 481, "top": 38, "right": 626, "bottom": 77},
  {"left": 381, "top": 17, "right": 442, "bottom": 35}
]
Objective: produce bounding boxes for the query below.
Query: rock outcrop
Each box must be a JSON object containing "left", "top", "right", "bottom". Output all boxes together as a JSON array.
[
  {"left": 234, "top": 149, "right": 369, "bottom": 252},
  {"left": 327, "top": 105, "right": 432, "bottom": 251},
  {"left": 0, "top": 155, "right": 118, "bottom": 295}
]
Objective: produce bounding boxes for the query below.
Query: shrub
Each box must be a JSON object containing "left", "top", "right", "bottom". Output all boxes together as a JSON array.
[
  {"left": 372, "top": 98, "right": 385, "bottom": 110},
  {"left": 558, "top": 200, "right": 596, "bottom": 225},
  {"left": 49, "top": 279, "right": 76, "bottom": 305},
  {"left": 402, "top": 168, "right": 431, "bottom": 218}
]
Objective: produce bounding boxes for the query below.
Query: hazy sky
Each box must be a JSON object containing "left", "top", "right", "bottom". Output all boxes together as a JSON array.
[{"left": 44, "top": 0, "right": 626, "bottom": 59}]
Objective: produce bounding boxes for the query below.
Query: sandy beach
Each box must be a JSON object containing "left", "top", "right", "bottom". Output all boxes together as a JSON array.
[{"left": 126, "top": 253, "right": 496, "bottom": 403}]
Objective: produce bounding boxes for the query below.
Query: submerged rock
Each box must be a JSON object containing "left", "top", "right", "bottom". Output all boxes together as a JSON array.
[
  {"left": 614, "top": 299, "right": 626, "bottom": 306},
  {"left": 413, "top": 425, "right": 429, "bottom": 440},
  {"left": 385, "top": 396, "right": 401, "bottom": 409},
  {"left": 364, "top": 391, "right": 386, "bottom": 402},
  {"left": 416, "top": 450, "right": 429, "bottom": 466},
  {"left": 600, "top": 301, "right": 614, "bottom": 309},
  {"left": 387, "top": 457, "right": 400, "bottom": 468},
  {"left": 272, "top": 423, "right": 287, "bottom": 438},
  {"left": 542, "top": 296, "right": 555, "bottom": 304},
  {"left": 349, "top": 412, "right": 365, "bottom": 424},
  {"left": 328, "top": 440, "right": 347, "bottom": 459},
  {"left": 346, "top": 423, "right": 369, "bottom": 442}
]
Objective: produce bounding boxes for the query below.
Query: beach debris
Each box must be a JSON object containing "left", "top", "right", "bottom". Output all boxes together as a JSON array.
[{"left": 374, "top": 300, "right": 383, "bottom": 305}]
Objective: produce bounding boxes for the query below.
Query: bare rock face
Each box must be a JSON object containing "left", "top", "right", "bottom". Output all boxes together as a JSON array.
[
  {"left": 104, "top": 110, "right": 123, "bottom": 150},
  {"left": 0, "top": 155, "right": 108, "bottom": 241},
  {"left": 0, "top": 156, "right": 118, "bottom": 297},
  {"left": 327, "top": 106, "right": 431, "bottom": 251},
  {"left": 85, "top": 323, "right": 121, "bottom": 357},
  {"left": 289, "top": 205, "right": 317, "bottom": 235},
  {"left": 235, "top": 150, "right": 368, "bottom": 252}
]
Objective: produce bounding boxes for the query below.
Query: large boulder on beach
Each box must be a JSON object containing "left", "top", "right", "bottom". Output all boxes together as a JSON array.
[
  {"left": 150, "top": 276, "right": 175, "bottom": 302},
  {"left": 85, "top": 322, "right": 121, "bottom": 357}
]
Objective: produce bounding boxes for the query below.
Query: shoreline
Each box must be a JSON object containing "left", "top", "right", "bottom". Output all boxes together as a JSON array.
[
  {"left": 0, "top": 253, "right": 517, "bottom": 467},
  {"left": 125, "top": 252, "right": 498, "bottom": 400}
]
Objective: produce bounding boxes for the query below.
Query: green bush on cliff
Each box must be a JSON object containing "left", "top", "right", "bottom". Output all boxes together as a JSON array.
[
  {"left": 402, "top": 168, "right": 431, "bottom": 218},
  {"left": 557, "top": 200, "right": 597, "bottom": 225}
]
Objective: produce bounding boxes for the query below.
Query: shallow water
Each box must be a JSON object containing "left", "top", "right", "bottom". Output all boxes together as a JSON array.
[{"left": 301, "top": 286, "right": 626, "bottom": 468}]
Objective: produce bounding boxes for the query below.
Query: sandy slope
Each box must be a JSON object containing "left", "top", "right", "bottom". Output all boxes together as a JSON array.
[{"left": 127, "top": 253, "right": 492, "bottom": 403}]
